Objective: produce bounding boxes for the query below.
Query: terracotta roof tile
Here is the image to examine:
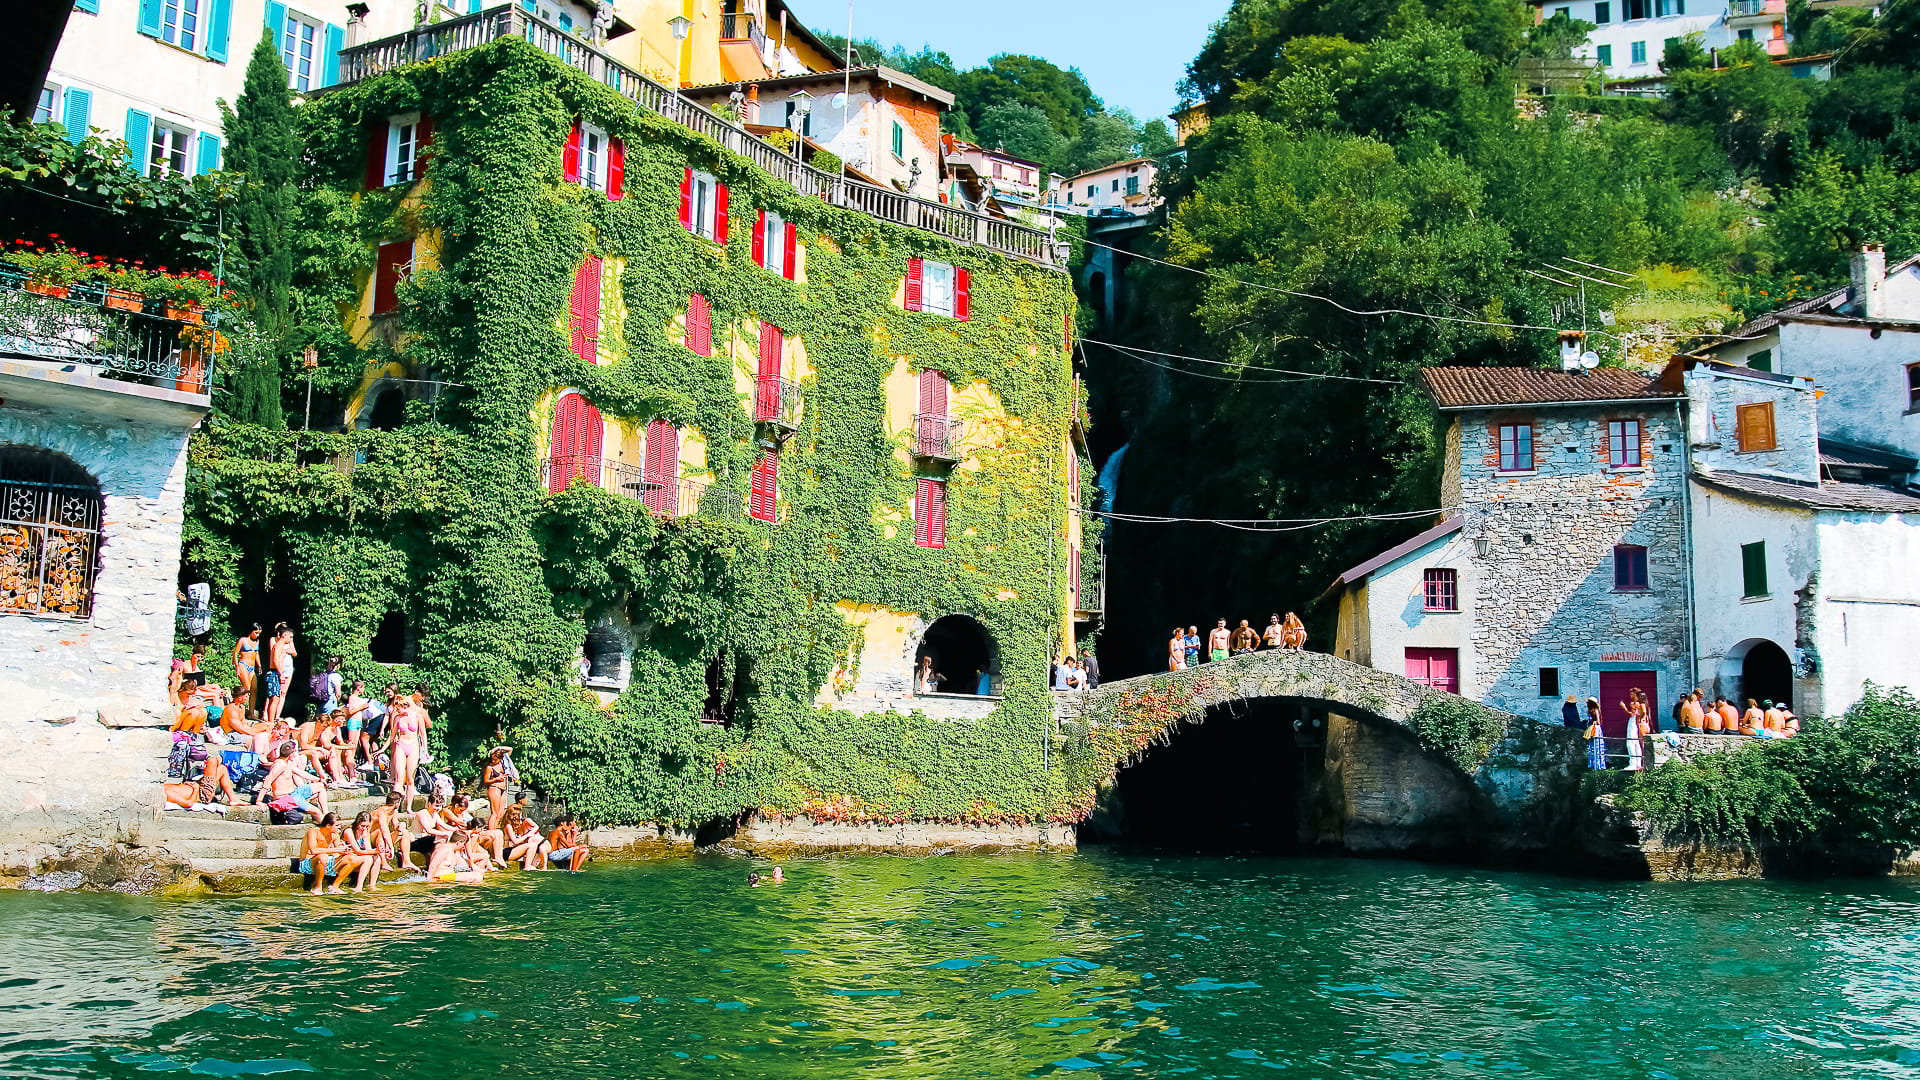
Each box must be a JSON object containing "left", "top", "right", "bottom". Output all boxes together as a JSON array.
[
  {"left": 1696, "top": 471, "right": 1920, "bottom": 514},
  {"left": 1419, "top": 367, "right": 1679, "bottom": 410}
]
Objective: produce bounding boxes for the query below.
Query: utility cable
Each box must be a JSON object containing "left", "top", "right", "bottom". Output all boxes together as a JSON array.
[{"left": 1084, "top": 337, "right": 1403, "bottom": 385}]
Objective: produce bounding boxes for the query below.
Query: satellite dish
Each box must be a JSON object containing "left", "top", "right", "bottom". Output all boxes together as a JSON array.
[
  {"left": 831, "top": 92, "right": 847, "bottom": 110},
  {"left": 1580, "top": 351, "right": 1601, "bottom": 370}
]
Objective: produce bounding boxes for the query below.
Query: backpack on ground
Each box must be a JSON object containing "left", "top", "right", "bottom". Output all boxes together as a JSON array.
[
  {"left": 269, "top": 806, "right": 307, "bottom": 826},
  {"left": 165, "top": 736, "right": 194, "bottom": 780},
  {"left": 309, "top": 672, "right": 332, "bottom": 703}
]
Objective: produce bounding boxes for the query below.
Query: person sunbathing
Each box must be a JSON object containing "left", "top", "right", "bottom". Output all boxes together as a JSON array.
[{"left": 163, "top": 753, "right": 239, "bottom": 811}]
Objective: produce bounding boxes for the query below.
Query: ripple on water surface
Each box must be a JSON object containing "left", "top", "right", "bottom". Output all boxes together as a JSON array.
[{"left": 2, "top": 855, "right": 1920, "bottom": 1078}]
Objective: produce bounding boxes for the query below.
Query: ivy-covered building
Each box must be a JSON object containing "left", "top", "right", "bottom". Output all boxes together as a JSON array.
[{"left": 186, "top": 10, "right": 1096, "bottom": 831}]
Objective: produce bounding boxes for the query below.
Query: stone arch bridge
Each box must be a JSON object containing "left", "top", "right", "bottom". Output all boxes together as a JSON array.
[{"left": 1054, "top": 650, "right": 1588, "bottom": 860}]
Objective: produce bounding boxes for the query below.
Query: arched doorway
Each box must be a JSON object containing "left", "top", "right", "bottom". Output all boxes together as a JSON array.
[
  {"left": 0, "top": 446, "right": 102, "bottom": 618},
  {"left": 1718, "top": 638, "right": 1793, "bottom": 708},
  {"left": 582, "top": 607, "right": 632, "bottom": 690},
  {"left": 364, "top": 386, "right": 408, "bottom": 431},
  {"left": 917, "top": 614, "right": 996, "bottom": 696}
]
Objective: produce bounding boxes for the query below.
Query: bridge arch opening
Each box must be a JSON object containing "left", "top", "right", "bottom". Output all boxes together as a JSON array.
[{"left": 917, "top": 614, "right": 996, "bottom": 695}]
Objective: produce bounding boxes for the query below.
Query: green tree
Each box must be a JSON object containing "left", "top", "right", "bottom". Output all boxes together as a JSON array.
[
  {"left": 974, "top": 102, "right": 1068, "bottom": 173},
  {"left": 1663, "top": 40, "right": 1811, "bottom": 182},
  {"left": 1659, "top": 33, "right": 1709, "bottom": 73},
  {"left": 956, "top": 54, "right": 1101, "bottom": 143},
  {"left": 218, "top": 28, "right": 294, "bottom": 429},
  {"left": 1065, "top": 110, "right": 1142, "bottom": 174},
  {"left": 1523, "top": 10, "right": 1595, "bottom": 58}
]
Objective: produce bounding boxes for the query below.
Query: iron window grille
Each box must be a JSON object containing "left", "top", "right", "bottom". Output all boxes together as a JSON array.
[{"left": 0, "top": 449, "right": 102, "bottom": 620}]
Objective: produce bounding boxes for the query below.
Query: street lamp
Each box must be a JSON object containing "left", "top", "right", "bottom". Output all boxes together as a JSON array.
[
  {"left": 787, "top": 88, "right": 813, "bottom": 159},
  {"left": 668, "top": 15, "right": 692, "bottom": 88}
]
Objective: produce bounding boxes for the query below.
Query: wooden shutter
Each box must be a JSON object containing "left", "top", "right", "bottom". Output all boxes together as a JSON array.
[
  {"left": 904, "top": 257, "right": 923, "bottom": 311},
  {"left": 954, "top": 267, "right": 971, "bottom": 321},
  {"left": 918, "top": 369, "right": 947, "bottom": 417},
  {"left": 782, "top": 222, "right": 798, "bottom": 280},
  {"left": 678, "top": 167, "right": 693, "bottom": 228},
  {"left": 373, "top": 240, "right": 411, "bottom": 313},
  {"left": 749, "top": 452, "right": 778, "bottom": 522},
  {"left": 686, "top": 293, "right": 712, "bottom": 356},
  {"left": 914, "top": 478, "right": 946, "bottom": 549},
  {"left": 570, "top": 256, "right": 601, "bottom": 363},
  {"left": 1069, "top": 541, "right": 1080, "bottom": 606},
  {"left": 607, "top": 137, "right": 625, "bottom": 199},
  {"left": 138, "top": 0, "right": 163, "bottom": 36},
  {"left": 124, "top": 110, "right": 151, "bottom": 171},
  {"left": 752, "top": 210, "right": 766, "bottom": 266},
  {"left": 563, "top": 121, "right": 582, "bottom": 183},
  {"left": 1737, "top": 402, "right": 1776, "bottom": 452},
  {"left": 644, "top": 419, "right": 679, "bottom": 515},
  {"left": 413, "top": 116, "right": 434, "bottom": 178},
  {"left": 322, "top": 22, "right": 344, "bottom": 85},
  {"left": 549, "top": 392, "right": 602, "bottom": 493},
  {"left": 206, "top": 0, "right": 233, "bottom": 61},
  {"left": 714, "top": 183, "right": 730, "bottom": 243},
  {"left": 365, "top": 121, "right": 387, "bottom": 188},
  {"left": 756, "top": 323, "right": 783, "bottom": 422},
  {"left": 61, "top": 88, "right": 91, "bottom": 145}
]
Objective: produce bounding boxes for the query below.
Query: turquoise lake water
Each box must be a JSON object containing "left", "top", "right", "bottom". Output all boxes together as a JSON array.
[{"left": 4, "top": 853, "right": 1920, "bottom": 1078}]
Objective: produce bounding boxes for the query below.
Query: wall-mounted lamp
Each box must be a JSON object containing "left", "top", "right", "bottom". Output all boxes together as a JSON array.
[{"left": 1474, "top": 537, "right": 1492, "bottom": 558}]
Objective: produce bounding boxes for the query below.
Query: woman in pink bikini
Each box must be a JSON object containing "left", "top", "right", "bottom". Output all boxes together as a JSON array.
[{"left": 386, "top": 690, "right": 424, "bottom": 800}]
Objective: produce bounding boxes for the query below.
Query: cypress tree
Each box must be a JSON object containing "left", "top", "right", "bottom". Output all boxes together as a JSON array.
[{"left": 218, "top": 29, "right": 296, "bottom": 429}]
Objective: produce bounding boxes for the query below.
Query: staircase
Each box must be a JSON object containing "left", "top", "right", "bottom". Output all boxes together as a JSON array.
[{"left": 158, "top": 785, "right": 469, "bottom": 892}]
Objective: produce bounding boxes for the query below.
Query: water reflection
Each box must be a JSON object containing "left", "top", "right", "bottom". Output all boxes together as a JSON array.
[{"left": 1, "top": 855, "right": 1919, "bottom": 1078}]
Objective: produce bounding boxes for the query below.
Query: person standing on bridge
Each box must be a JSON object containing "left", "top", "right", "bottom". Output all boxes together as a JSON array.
[
  {"left": 1230, "top": 620, "right": 1259, "bottom": 656},
  {"left": 1184, "top": 627, "right": 1200, "bottom": 669},
  {"left": 1168, "top": 629, "right": 1186, "bottom": 671},
  {"left": 1081, "top": 647, "right": 1099, "bottom": 689},
  {"left": 1263, "top": 615, "right": 1285, "bottom": 650},
  {"left": 1584, "top": 698, "right": 1607, "bottom": 770},
  {"left": 1208, "top": 619, "right": 1230, "bottom": 663}
]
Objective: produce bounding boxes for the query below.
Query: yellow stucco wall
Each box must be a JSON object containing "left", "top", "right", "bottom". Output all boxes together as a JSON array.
[
  {"left": 608, "top": 0, "right": 839, "bottom": 88},
  {"left": 816, "top": 601, "right": 921, "bottom": 708}
]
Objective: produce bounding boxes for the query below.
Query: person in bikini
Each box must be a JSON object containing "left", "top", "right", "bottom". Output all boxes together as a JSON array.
[
  {"left": 547, "top": 814, "right": 589, "bottom": 872},
  {"left": 344, "top": 811, "right": 385, "bottom": 892},
  {"left": 163, "top": 753, "right": 239, "bottom": 810},
  {"left": 502, "top": 807, "right": 550, "bottom": 869},
  {"left": 264, "top": 624, "right": 296, "bottom": 727},
  {"left": 482, "top": 747, "right": 513, "bottom": 832},
  {"left": 232, "top": 625, "right": 262, "bottom": 718},
  {"left": 1207, "top": 619, "right": 1230, "bottom": 663},
  {"left": 447, "top": 793, "right": 509, "bottom": 869},
  {"left": 1281, "top": 612, "right": 1307, "bottom": 651},
  {"left": 1168, "top": 627, "right": 1186, "bottom": 671},
  {"left": 385, "top": 692, "right": 424, "bottom": 800}
]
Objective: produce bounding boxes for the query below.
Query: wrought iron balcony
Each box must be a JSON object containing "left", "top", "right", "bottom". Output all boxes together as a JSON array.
[
  {"left": 913, "top": 414, "right": 964, "bottom": 462},
  {"left": 753, "top": 375, "right": 802, "bottom": 433},
  {"left": 334, "top": 5, "right": 1062, "bottom": 267},
  {"left": 0, "top": 268, "right": 214, "bottom": 395},
  {"left": 718, "top": 11, "right": 767, "bottom": 48},
  {"left": 541, "top": 455, "right": 720, "bottom": 520}
]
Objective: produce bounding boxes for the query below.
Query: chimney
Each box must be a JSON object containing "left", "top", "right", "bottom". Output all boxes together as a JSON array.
[
  {"left": 1852, "top": 242, "right": 1887, "bottom": 320},
  {"left": 345, "top": 4, "right": 370, "bottom": 47},
  {"left": 746, "top": 84, "right": 759, "bottom": 126}
]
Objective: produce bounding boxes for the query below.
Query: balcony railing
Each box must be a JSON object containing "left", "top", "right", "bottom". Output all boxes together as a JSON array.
[
  {"left": 913, "top": 414, "right": 963, "bottom": 462},
  {"left": 0, "top": 268, "right": 214, "bottom": 395},
  {"left": 1727, "top": 0, "right": 1779, "bottom": 15},
  {"left": 718, "top": 11, "right": 768, "bottom": 52},
  {"left": 335, "top": 6, "right": 1061, "bottom": 268},
  {"left": 541, "top": 456, "right": 725, "bottom": 519},
  {"left": 753, "top": 375, "right": 802, "bottom": 432}
]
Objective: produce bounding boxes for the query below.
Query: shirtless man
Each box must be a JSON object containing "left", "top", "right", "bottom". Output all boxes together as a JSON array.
[
  {"left": 1761, "top": 700, "right": 1785, "bottom": 735},
  {"left": 1678, "top": 692, "right": 1706, "bottom": 732},
  {"left": 1718, "top": 697, "right": 1740, "bottom": 732},
  {"left": 1263, "top": 614, "right": 1284, "bottom": 650},
  {"left": 1230, "top": 619, "right": 1258, "bottom": 656},
  {"left": 426, "top": 829, "right": 486, "bottom": 884},
  {"left": 1207, "top": 619, "right": 1230, "bottom": 663},
  {"left": 547, "top": 815, "right": 590, "bottom": 872},
  {"left": 371, "top": 791, "right": 410, "bottom": 871},
  {"left": 264, "top": 624, "right": 296, "bottom": 726},
  {"left": 409, "top": 791, "right": 456, "bottom": 869},
  {"left": 259, "top": 743, "right": 331, "bottom": 819}
]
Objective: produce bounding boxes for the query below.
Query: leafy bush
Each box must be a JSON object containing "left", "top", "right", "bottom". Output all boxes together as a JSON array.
[
  {"left": 1622, "top": 685, "right": 1920, "bottom": 847},
  {"left": 1410, "top": 695, "right": 1507, "bottom": 771}
]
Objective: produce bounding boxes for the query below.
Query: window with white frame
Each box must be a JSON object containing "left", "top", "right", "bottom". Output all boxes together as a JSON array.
[
  {"left": 688, "top": 170, "right": 720, "bottom": 240},
  {"left": 281, "top": 11, "right": 322, "bottom": 92},
  {"left": 921, "top": 260, "right": 956, "bottom": 317},
  {"left": 149, "top": 123, "right": 192, "bottom": 178},
  {"left": 34, "top": 85, "right": 56, "bottom": 125},
  {"left": 580, "top": 122, "right": 608, "bottom": 193},
  {"left": 160, "top": 0, "right": 203, "bottom": 52},
  {"left": 386, "top": 115, "right": 420, "bottom": 185},
  {"left": 762, "top": 210, "right": 788, "bottom": 277}
]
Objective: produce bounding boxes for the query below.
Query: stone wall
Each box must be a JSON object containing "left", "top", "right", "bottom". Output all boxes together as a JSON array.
[
  {"left": 1453, "top": 404, "right": 1692, "bottom": 717},
  {"left": 0, "top": 379, "right": 199, "bottom": 872}
]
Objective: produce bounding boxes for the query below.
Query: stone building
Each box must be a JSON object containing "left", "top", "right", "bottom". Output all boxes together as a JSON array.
[
  {"left": 1328, "top": 367, "right": 1691, "bottom": 739},
  {"left": 0, "top": 282, "right": 209, "bottom": 870}
]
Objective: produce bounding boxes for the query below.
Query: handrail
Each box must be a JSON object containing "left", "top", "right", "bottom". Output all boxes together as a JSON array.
[
  {"left": 334, "top": 6, "right": 1062, "bottom": 268},
  {"left": 0, "top": 267, "right": 214, "bottom": 395}
]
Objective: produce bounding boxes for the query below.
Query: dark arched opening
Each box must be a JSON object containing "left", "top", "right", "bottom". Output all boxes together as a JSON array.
[
  {"left": 1741, "top": 639, "right": 1793, "bottom": 709},
  {"left": 918, "top": 614, "right": 997, "bottom": 695},
  {"left": 370, "top": 611, "right": 413, "bottom": 665},
  {"left": 702, "top": 653, "right": 749, "bottom": 725},
  {"left": 583, "top": 614, "right": 631, "bottom": 689},
  {"left": 1081, "top": 698, "right": 1319, "bottom": 852},
  {"left": 0, "top": 445, "right": 103, "bottom": 618},
  {"left": 365, "top": 387, "right": 407, "bottom": 431}
]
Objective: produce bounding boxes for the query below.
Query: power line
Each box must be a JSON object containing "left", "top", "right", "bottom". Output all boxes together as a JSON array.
[
  {"left": 1084, "top": 338, "right": 1403, "bottom": 385},
  {"left": 12, "top": 182, "right": 210, "bottom": 228},
  {"left": 1078, "top": 505, "right": 1455, "bottom": 533}
]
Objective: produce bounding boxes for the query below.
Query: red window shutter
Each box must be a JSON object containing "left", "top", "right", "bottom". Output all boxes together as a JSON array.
[
  {"left": 415, "top": 116, "right": 434, "bottom": 169},
  {"left": 749, "top": 452, "right": 778, "bottom": 522},
  {"left": 1069, "top": 541, "right": 1080, "bottom": 605},
  {"left": 373, "top": 240, "right": 411, "bottom": 314},
  {"left": 918, "top": 369, "right": 948, "bottom": 417},
  {"left": 782, "top": 222, "right": 798, "bottom": 280},
  {"left": 752, "top": 210, "right": 766, "bottom": 267},
  {"left": 755, "top": 323, "right": 783, "bottom": 422},
  {"left": 904, "top": 257, "right": 923, "bottom": 311},
  {"left": 913, "top": 479, "right": 931, "bottom": 547},
  {"left": 929, "top": 480, "right": 947, "bottom": 548},
  {"left": 570, "top": 256, "right": 601, "bottom": 363},
  {"left": 954, "top": 267, "right": 971, "bottom": 321},
  {"left": 548, "top": 393, "right": 602, "bottom": 493},
  {"left": 686, "top": 293, "right": 712, "bottom": 356},
  {"left": 678, "top": 167, "right": 693, "bottom": 229},
  {"left": 563, "top": 121, "right": 582, "bottom": 183},
  {"left": 365, "top": 122, "right": 387, "bottom": 188},
  {"left": 607, "top": 137, "right": 625, "bottom": 200},
  {"left": 644, "top": 419, "right": 679, "bottom": 515},
  {"left": 715, "top": 183, "right": 730, "bottom": 243},
  {"left": 914, "top": 478, "right": 946, "bottom": 549}
]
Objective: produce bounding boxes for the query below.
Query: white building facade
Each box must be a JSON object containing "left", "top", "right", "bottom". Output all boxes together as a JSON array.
[
  {"left": 1058, "top": 157, "right": 1159, "bottom": 216},
  {"left": 1528, "top": 0, "right": 1787, "bottom": 81}
]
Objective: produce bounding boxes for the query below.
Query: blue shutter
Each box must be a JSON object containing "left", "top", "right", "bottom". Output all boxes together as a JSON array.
[
  {"left": 264, "top": 1, "right": 288, "bottom": 51},
  {"left": 124, "top": 109, "right": 152, "bottom": 173},
  {"left": 62, "top": 88, "right": 92, "bottom": 144},
  {"left": 520, "top": 0, "right": 536, "bottom": 11},
  {"left": 322, "top": 23, "right": 345, "bottom": 86},
  {"left": 137, "top": 0, "right": 163, "bottom": 37},
  {"left": 197, "top": 132, "right": 221, "bottom": 174},
  {"left": 469, "top": 0, "right": 483, "bottom": 10},
  {"left": 74, "top": 0, "right": 99, "bottom": 12},
  {"left": 206, "top": 0, "right": 234, "bottom": 61}
]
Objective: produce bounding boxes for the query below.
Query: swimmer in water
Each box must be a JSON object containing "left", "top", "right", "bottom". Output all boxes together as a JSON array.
[
  {"left": 769, "top": 866, "right": 784, "bottom": 883},
  {"left": 748, "top": 872, "right": 763, "bottom": 887}
]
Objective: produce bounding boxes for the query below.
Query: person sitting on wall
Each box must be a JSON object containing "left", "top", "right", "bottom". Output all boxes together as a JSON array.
[
  {"left": 1763, "top": 700, "right": 1787, "bottom": 734},
  {"left": 1717, "top": 696, "right": 1740, "bottom": 732},
  {"left": 426, "top": 829, "right": 487, "bottom": 884},
  {"left": 1779, "top": 707, "right": 1800, "bottom": 737},
  {"left": 259, "top": 741, "right": 331, "bottom": 821},
  {"left": 296, "top": 812, "right": 355, "bottom": 895},
  {"left": 448, "top": 793, "right": 509, "bottom": 870},
  {"left": 502, "top": 806, "right": 550, "bottom": 870},
  {"left": 1704, "top": 697, "right": 1726, "bottom": 733},
  {"left": 409, "top": 791, "right": 455, "bottom": 868},
  {"left": 917, "top": 655, "right": 945, "bottom": 696},
  {"left": 1678, "top": 692, "right": 1706, "bottom": 733},
  {"left": 1740, "top": 698, "right": 1763, "bottom": 735},
  {"left": 547, "top": 815, "right": 589, "bottom": 872}
]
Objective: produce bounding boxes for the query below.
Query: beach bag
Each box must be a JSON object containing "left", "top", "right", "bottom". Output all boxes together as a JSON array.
[
  {"left": 1583, "top": 722, "right": 1601, "bottom": 740},
  {"left": 268, "top": 806, "right": 307, "bottom": 826},
  {"left": 429, "top": 773, "right": 454, "bottom": 804},
  {"left": 308, "top": 672, "right": 331, "bottom": 703},
  {"left": 166, "top": 737, "right": 194, "bottom": 780}
]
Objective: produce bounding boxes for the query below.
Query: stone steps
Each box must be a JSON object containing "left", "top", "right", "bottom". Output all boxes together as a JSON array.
[
  {"left": 155, "top": 814, "right": 307, "bottom": 840},
  {"left": 172, "top": 793, "right": 495, "bottom": 892},
  {"left": 171, "top": 836, "right": 305, "bottom": 861}
]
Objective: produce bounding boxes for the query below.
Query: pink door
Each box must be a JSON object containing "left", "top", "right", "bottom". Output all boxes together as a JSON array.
[
  {"left": 1404, "top": 648, "right": 1459, "bottom": 694},
  {"left": 1597, "top": 670, "right": 1658, "bottom": 741}
]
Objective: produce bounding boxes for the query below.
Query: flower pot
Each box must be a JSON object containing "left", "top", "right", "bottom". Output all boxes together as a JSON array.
[
  {"left": 24, "top": 281, "right": 69, "bottom": 298},
  {"left": 104, "top": 289, "right": 143, "bottom": 312},
  {"left": 174, "top": 350, "right": 208, "bottom": 394},
  {"left": 165, "top": 304, "right": 204, "bottom": 325}
]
